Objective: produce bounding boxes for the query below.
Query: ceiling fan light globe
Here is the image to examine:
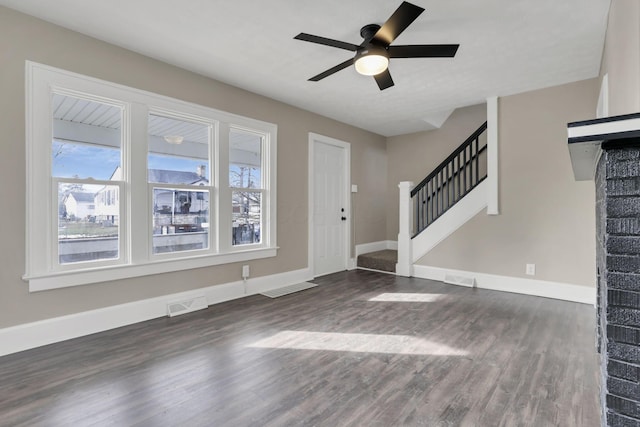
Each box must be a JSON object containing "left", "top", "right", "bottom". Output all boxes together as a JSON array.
[{"left": 355, "top": 54, "right": 389, "bottom": 76}]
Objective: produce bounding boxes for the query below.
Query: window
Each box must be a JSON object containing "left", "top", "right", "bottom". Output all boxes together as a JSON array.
[
  {"left": 148, "top": 113, "right": 212, "bottom": 255},
  {"left": 25, "top": 62, "right": 277, "bottom": 291},
  {"left": 230, "top": 129, "right": 263, "bottom": 246},
  {"left": 52, "top": 92, "right": 125, "bottom": 267}
]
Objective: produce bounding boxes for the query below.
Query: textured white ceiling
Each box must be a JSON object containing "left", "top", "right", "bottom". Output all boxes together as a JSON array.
[{"left": 1, "top": 0, "right": 611, "bottom": 136}]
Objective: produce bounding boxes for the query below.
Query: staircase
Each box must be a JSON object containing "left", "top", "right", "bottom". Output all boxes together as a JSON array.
[
  {"left": 357, "top": 250, "right": 397, "bottom": 273},
  {"left": 411, "top": 122, "right": 487, "bottom": 236},
  {"left": 397, "top": 121, "right": 489, "bottom": 275},
  {"left": 356, "top": 121, "right": 489, "bottom": 275}
]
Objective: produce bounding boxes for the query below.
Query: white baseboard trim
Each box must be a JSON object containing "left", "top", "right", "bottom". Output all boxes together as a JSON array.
[
  {"left": 0, "top": 267, "right": 313, "bottom": 357},
  {"left": 355, "top": 240, "right": 398, "bottom": 257},
  {"left": 413, "top": 265, "right": 595, "bottom": 305}
]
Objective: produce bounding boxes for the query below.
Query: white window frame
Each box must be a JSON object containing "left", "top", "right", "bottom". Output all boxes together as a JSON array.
[
  {"left": 227, "top": 126, "right": 269, "bottom": 251},
  {"left": 50, "top": 88, "right": 128, "bottom": 272},
  {"left": 24, "top": 61, "right": 277, "bottom": 292},
  {"left": 146, "top": 108, "right": 216, "bottom": 260}
]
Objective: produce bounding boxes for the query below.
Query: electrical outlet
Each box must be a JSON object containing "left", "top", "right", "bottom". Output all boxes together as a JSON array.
[
  {"left": 526, "top": 264, "right": 535, "bottom": 276},
  {"left": 242, "top": 265, "right": 250, "bottom": 279}
]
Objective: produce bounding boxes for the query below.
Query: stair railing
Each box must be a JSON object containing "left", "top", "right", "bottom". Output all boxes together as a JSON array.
[{"left": 411, "top": 121, "right": 488, "bottom": 237}]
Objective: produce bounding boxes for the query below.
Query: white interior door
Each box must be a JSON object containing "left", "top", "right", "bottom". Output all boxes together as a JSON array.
[{"left": 312, "top": 137, "right": 349, "bottom": 277}]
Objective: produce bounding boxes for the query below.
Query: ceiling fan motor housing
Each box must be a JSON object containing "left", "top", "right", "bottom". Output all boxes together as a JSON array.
[
  {"left": 360, "top": 24, "right": 381, "bottom": 41},
  {"left": 356, "top": 44, "right": 388, "bottom": 60}
]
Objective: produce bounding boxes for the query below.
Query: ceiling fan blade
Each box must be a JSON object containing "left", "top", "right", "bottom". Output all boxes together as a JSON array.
[
  {"left": 388, "top": 44, "right": 460, "bottom": 58},
  {"left": 374, "top": 69, "right": 394, "bottom": 90},
  {"left": 294, "top": 33, "right": 360, "bottom": 51},
  {"left": 372, "top": 1, "right": 425, "bottom": 46},
  {"left": 309, "top": 58, "right": 355, "bottom": 81}
]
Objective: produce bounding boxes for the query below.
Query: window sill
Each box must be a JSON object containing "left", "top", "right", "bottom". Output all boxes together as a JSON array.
[{"left": 24, "top": 247, "right": 278, "bottom": 292}]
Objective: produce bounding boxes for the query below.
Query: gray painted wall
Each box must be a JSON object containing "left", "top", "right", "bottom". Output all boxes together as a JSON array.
[
  {"left": 385, "top": 104, "right": 487, "bottom": 240},
  {"left": 601, "top": 0, "right": 640, "bottom": 116},
  {"left": 0, "top": 6, "right": 387, "bottom": 328},
  {"left": 416, "top": 79, "right": 598, "bottom": 287}
]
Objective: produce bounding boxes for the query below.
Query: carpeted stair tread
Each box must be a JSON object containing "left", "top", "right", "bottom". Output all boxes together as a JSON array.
[{"left": 357, "top": 249, "right": 397, "bottom": 273}]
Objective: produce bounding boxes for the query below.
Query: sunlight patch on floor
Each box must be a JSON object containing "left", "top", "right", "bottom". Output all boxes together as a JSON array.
[
  {"left": 368, "top": 293, "right": 443, "bottom": 302},
  {"left": 247, "top": 330, "right": 467, "bottom": 356}
]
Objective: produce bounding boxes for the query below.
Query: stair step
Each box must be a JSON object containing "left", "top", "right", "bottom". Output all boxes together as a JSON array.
[{"left": 357, "top": 250, "right": 397, "bottom": 273}]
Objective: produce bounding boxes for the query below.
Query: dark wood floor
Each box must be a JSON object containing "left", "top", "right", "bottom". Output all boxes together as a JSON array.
[{"left": 0, "top": 270, "right": 600, "bottom": 426}]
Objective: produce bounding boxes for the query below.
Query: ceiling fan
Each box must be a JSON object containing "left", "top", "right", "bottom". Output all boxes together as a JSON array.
[{"left": 294, "top": 1, "right": 459, "bottom": 90}]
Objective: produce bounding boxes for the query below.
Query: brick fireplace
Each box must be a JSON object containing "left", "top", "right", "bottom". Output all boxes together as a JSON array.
[{"left": 569, "top": 114, "right": 640, "bottom": 426}]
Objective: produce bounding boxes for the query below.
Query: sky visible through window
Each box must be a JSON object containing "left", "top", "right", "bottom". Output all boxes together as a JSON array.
[
  {"left": 52, "top": 140, "right": 208, "bottom": 180},
  {"left": 52, "top": 140, "right": 119, "bottom": 180},
  {"left": 52, "top": 140, "right": 260, "bottom": 185}
]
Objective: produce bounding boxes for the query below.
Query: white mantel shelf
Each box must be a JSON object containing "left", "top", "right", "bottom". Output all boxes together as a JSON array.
[{"left": 567, "top": 112, "right": 640, "bottom": 181}]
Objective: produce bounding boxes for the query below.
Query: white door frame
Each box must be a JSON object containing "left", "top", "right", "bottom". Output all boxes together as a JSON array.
[{"left": 308, "top": 133, "right": 351, "bottom": 277}]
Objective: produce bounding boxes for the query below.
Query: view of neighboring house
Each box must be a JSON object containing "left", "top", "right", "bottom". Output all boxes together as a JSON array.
[
  {"left": 62, "top": 192, "right": 95, "bottom": 220},
  {"left": 67, "top": 164, "right": 259, "bottom": 248},
  {"left": 94, "top": 166, "right": 121, "bottom": 225},
  {"left": 150, "top": 168, "right": 210, "bottom": 238},
  {"left": 149, "top": 168, "right": 209, "bottom": 214},
  {"left": 93, "top": 165, "right": 210, "bottom": 235},
  {"left": 93, "top": 186, "right": 119, "bottom": 225},
  {"left": 148, "top": 168, "right": 208, "bottom": 187}
]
